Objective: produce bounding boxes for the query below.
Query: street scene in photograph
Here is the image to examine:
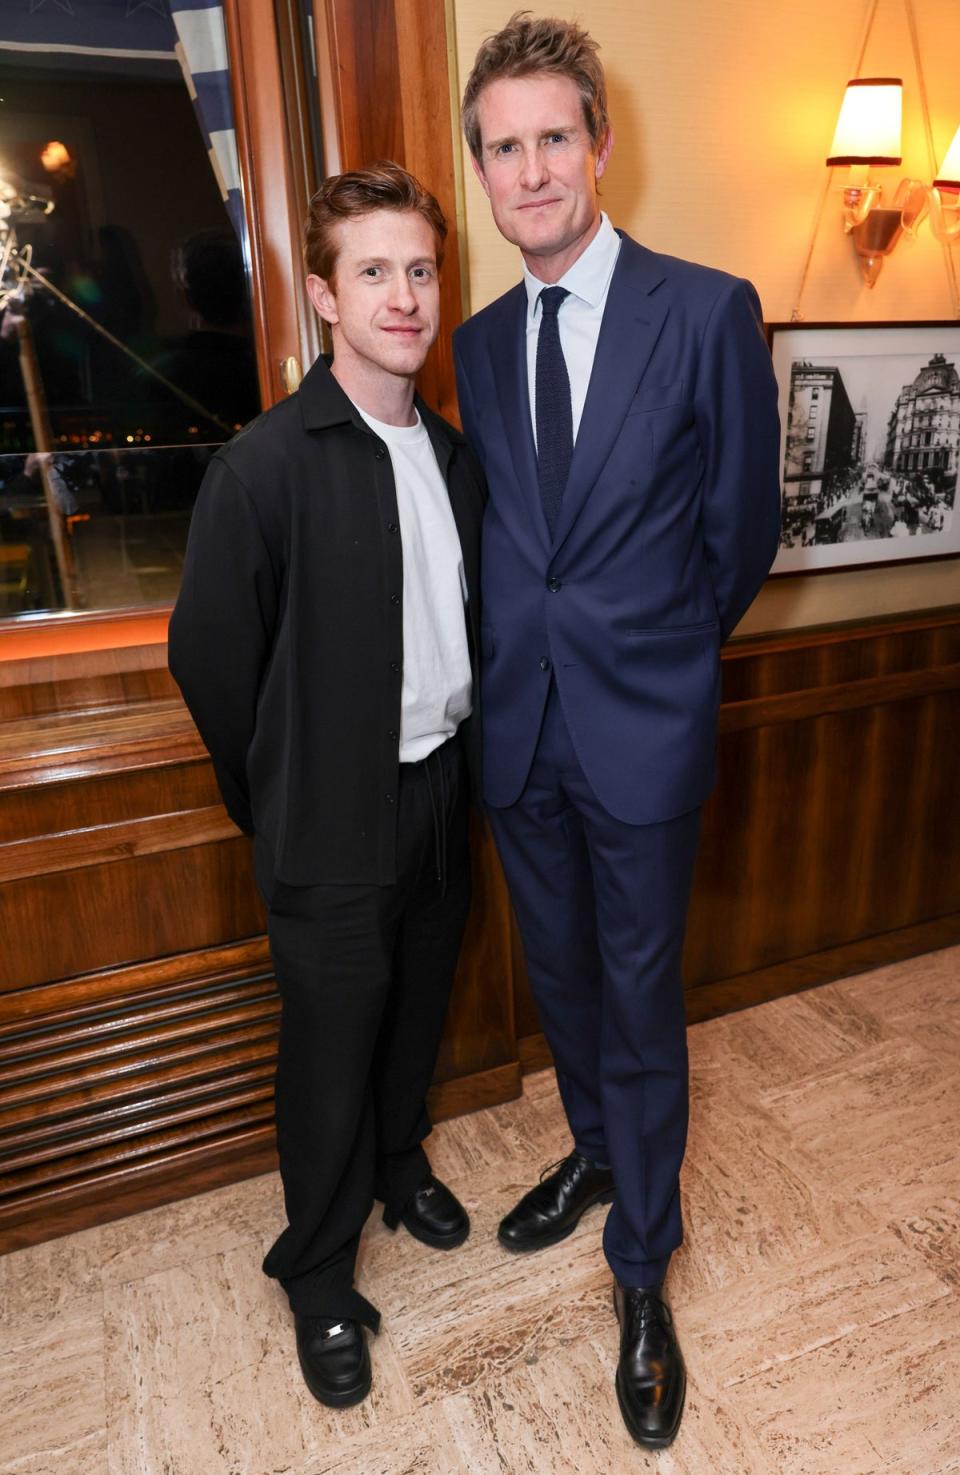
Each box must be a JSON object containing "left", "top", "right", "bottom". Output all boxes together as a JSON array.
[{"left": 779, "top": 351, "right": 959, "bottom": 550}]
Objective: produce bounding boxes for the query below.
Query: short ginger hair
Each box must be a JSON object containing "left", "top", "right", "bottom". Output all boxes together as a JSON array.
[
  {"left": 461, "top": 11, "right": 610, "bottom": 163},
  {"left": 303, "top": 161, "right": 447, "bottom": 280}
]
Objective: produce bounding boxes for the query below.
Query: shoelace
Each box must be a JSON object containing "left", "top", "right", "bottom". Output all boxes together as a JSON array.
[
  {"left": 538, "top": 1153, "right": 583, "bottom": 1188},
  {"left": 623, "top": 1290, "right": 671, "bottom": 1340}
]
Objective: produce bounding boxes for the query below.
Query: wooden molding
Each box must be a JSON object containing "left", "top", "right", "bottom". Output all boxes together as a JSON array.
[
  {"left": 0, "top": 939, "right": 272, "bottom": 1030},
  {"left": 225, "top": 0, "right": 312, "bottom": 407},
  {"left": 0, "top": 806, "right": 238, "bottom": 884},
  {"left": 721, "top": 661, "right": 960, "bottom": 732},
  {"left": 0, "top": 1053, "right": 524, "bottom": 1254},
  {"left": 682, "top": 912, "right": 960, "bottom": 1025}
]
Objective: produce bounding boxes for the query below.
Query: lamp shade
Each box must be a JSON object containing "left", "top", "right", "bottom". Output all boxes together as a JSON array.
[
  {"left": 826, "top": 78, "right": 902, "bottom": 166},
  {"left": 933, "top": 126, "right": 960, "bottom": 192}
]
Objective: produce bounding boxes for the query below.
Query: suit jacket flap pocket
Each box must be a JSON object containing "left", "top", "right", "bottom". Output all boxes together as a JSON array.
[{"left": 627, "top": 379, "right": 686, "bottom": 414}]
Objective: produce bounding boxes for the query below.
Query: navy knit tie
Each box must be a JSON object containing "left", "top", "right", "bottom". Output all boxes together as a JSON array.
[{"left": 535, "top": 285, "right": 572, "bottom": 537}]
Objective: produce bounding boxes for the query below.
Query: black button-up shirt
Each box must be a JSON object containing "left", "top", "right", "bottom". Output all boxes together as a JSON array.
[{"left": 169, "top": 357, "right": 484, "bottom": 885}]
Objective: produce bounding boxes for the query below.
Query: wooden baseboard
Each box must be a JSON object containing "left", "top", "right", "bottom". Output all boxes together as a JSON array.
[
  {"left": 3, "top": 919, "right": 955, "bottom": 1254},
  {"left": 518, "top": 1032, "right": 553, "bottom": 1074},
  {"left": 516, "top": 913, "right": 960, "bottom": 1075},
  {"left": 0, "top": 1058, "right": 523, "bottom": 1255},
  {"left": 427, "top": 1061, "right": 521, "bottom": 1121},
  {"left": 683, "top": 912, "right": 960, "bottom": 1024},
  {"left": 0, "top": 1122, "right": 278, "bottom": 1254}
]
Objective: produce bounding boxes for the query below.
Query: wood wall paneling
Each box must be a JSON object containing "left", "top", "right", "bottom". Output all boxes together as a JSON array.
[
  {"left": 2, "top": 610, "right": 958, "bottom": 1253},
  {"left": 319, "top": 0, "right": 466, "bottom": 419},
  {"left": 511, "top": 609, "right": 960, "bottom": 1058},
  {"left": 0, "top": 642, "right": 520, "bottom": 1249}
]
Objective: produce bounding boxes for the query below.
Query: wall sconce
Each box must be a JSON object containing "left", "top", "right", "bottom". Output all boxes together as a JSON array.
[
  {"left": 827, "top": 77, "right": 960, "bottom": 286},
  {"left": 919, "top": 127, "right": 960, "bottom": 245}
]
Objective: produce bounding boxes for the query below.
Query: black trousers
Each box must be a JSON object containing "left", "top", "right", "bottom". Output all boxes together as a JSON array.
[{"left": 254, "top": 732, "right": 470, "bottom": 1331}]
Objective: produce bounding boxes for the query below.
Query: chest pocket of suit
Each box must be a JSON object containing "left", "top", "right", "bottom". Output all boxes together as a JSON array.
[
  {"left": 625, "top": 379, "right": 686, "bottom": 415},
  {"left": 624, "top": 379, "right": 697, "bottom": 481}
]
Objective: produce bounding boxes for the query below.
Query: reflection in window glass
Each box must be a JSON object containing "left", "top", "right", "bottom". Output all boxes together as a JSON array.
[{"left": 0, "top": 4, "right": 260, "bottom": 618}]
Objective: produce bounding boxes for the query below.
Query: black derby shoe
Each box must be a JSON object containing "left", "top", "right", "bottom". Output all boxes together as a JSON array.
[
  {"left": 498, "top": 1151, "right": 615, "bottom": 1252},
  {"left": 383, "top": 1174, "right": 470, "bottom": 1249},
  {"left": 295, "top": 1315, "right": 371, "bottom": 1408},
  {"left": 613, "top": 1282, "right": 686, "bottom": 1449}
]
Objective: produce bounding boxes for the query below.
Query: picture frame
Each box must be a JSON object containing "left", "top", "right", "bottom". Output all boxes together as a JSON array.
[{"left": 767, "top": 321, "right": 960, "bottom": 574}]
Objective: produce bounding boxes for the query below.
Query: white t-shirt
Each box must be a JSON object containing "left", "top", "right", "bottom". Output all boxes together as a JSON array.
[{"left": 356, "top": 406, "right": 473, "bottom": 763}]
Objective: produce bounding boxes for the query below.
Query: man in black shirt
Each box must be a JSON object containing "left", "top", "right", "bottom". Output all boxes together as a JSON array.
[{"left": 168, "top": 163, "right": 484, "bottom": 1409}]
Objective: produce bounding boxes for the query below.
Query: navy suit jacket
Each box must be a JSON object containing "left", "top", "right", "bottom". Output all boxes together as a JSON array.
[{"left": 453, "top": 232, "right": 782, "bottom": 825}]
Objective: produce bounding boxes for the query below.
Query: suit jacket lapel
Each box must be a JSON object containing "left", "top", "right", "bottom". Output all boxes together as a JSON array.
[
  {"left": 551, "top": 238, "right": 669, "bottom": 554},
  {"left": 488, "top": 285, "right": 551, "bottom": 551}
]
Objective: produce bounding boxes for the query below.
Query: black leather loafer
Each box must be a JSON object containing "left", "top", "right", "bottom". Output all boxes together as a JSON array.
[
  {"left": 295, "top": 1315, "right": 371, "bottom": 1408},
  {"left": 613, "top": 1282, "right": 686, "bottom": 1449},
  {"left": 497, "top": 1151, "right": 615, "bottom": 1252},
  {"left": 383, "top": 1174, "right": 470, "bottom": 1249}
]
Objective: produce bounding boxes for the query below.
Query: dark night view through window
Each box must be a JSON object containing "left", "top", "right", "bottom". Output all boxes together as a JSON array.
[{"left": 0, "top": 2, "right": 260, "bottom": 618}]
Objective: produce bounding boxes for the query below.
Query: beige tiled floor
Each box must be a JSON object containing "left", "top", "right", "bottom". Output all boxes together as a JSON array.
[{"left": 2, "top": 947, "right": 959, "bottom": 1475}]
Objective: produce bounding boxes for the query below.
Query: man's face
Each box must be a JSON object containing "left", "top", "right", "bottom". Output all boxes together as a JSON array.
[
  {"left": 306, "top": 208, "right": 440, "bottom": 381},
  {"left": 472, "top": 73, "right": 612, "bottom": 275}
]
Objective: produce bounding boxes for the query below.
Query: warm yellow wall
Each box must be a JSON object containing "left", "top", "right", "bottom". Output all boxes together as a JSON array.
[{"left": 450, "top": 0, "right": 960, "bottom": 634}]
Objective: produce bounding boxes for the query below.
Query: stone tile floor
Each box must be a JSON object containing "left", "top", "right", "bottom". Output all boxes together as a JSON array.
[{"left": 2, "top": 946, "right": 958, "bottom": 1474}]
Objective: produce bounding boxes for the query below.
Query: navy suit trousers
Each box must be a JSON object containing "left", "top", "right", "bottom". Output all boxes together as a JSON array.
[{"left": 487, "top": 682, "right": 700, "bottom": 1286}]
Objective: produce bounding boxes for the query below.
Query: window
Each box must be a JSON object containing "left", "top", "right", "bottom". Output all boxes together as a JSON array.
[{"left": 0, "top": 12, "right": 260, "bottom": 618}]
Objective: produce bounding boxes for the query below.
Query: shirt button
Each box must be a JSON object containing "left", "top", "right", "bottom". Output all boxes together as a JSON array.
[
  {"left": 547, "top": 576, "right": 562, "bottom": 593},
  {"left": 390, "top": 593, "right": 400, "bottom": 605},
  {"left": 387, "top": 522, "right": 399, "bottom": 534},
  {"left": 390, "top": 660, "right": 400, "bottom": 673},
  {"left": 539, "top": 656, "right": 551, "bottom": 672}
]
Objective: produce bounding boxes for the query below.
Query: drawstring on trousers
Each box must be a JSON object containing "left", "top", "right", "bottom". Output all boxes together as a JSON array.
[{"left": 422, "top": 746, "right": 448, "bottom": 897}]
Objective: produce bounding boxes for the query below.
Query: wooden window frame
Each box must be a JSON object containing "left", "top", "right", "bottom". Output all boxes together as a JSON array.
[{"left": 0, "top": 0, "right": 465, "bottom": 662}]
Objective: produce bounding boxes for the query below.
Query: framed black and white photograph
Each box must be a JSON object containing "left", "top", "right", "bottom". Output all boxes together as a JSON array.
[{"left": 768, "top": 322, "right": 960, "bottom": 574}]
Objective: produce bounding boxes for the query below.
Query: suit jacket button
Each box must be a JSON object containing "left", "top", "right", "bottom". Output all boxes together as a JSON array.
[
  {"left": 390, "top": 660, "right": 401, "bottom": 673},
  {"left": 388, "top": 729, "right": 398, "bottom": 741},
  {"left": 384, "top": 792, "right": 395, "bottom": 804},
  {"left": 547, "top": 576, "right": 562, "bottom": 592},
  {"left": 390, "top": 592, "right": 400, "bottom": 605},
  {"left": 387, "top": 522, "right": 399, "bottom": 534},
  {"left": 375, "top": 445, "right": 387, "bottom": 461},
  {"left": 539, "top": 657, "right": 551, "bottom": 672}
]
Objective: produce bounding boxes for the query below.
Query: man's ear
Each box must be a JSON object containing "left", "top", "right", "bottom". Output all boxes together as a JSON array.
[
  {"left": 469, "top": 151, "right": 491, "bottom": 200},
  {"left": 595, "top": 126, "right": 614, "bottom": 181},
  {"left": 306, "top": 273, "right": 338, "bottom": 325}
]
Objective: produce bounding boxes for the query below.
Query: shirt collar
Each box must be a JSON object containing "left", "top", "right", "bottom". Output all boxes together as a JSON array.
[
  {"left": 298, "top": 354, "right": 464, "bottom": 447},
  {"left": 523, "top": 212, "right": 621, "bottom": 318}
]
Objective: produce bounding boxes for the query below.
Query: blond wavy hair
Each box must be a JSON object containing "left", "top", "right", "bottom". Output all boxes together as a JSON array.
[{"left": 461, "top": 12, "right": 609, "bottom": 163}]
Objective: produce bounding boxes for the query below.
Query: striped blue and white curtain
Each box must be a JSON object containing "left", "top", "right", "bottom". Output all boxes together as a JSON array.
[
  {"left": 0, "top": 0, "right": 243, "bottom": 240},
  {"left": 169, "top": 1, "right": 244, "bottom": 239}
]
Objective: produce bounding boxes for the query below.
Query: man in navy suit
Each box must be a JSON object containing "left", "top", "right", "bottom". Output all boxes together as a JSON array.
[{"left": 454, "top": 14, "right": 781, "bottom": 1448}]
